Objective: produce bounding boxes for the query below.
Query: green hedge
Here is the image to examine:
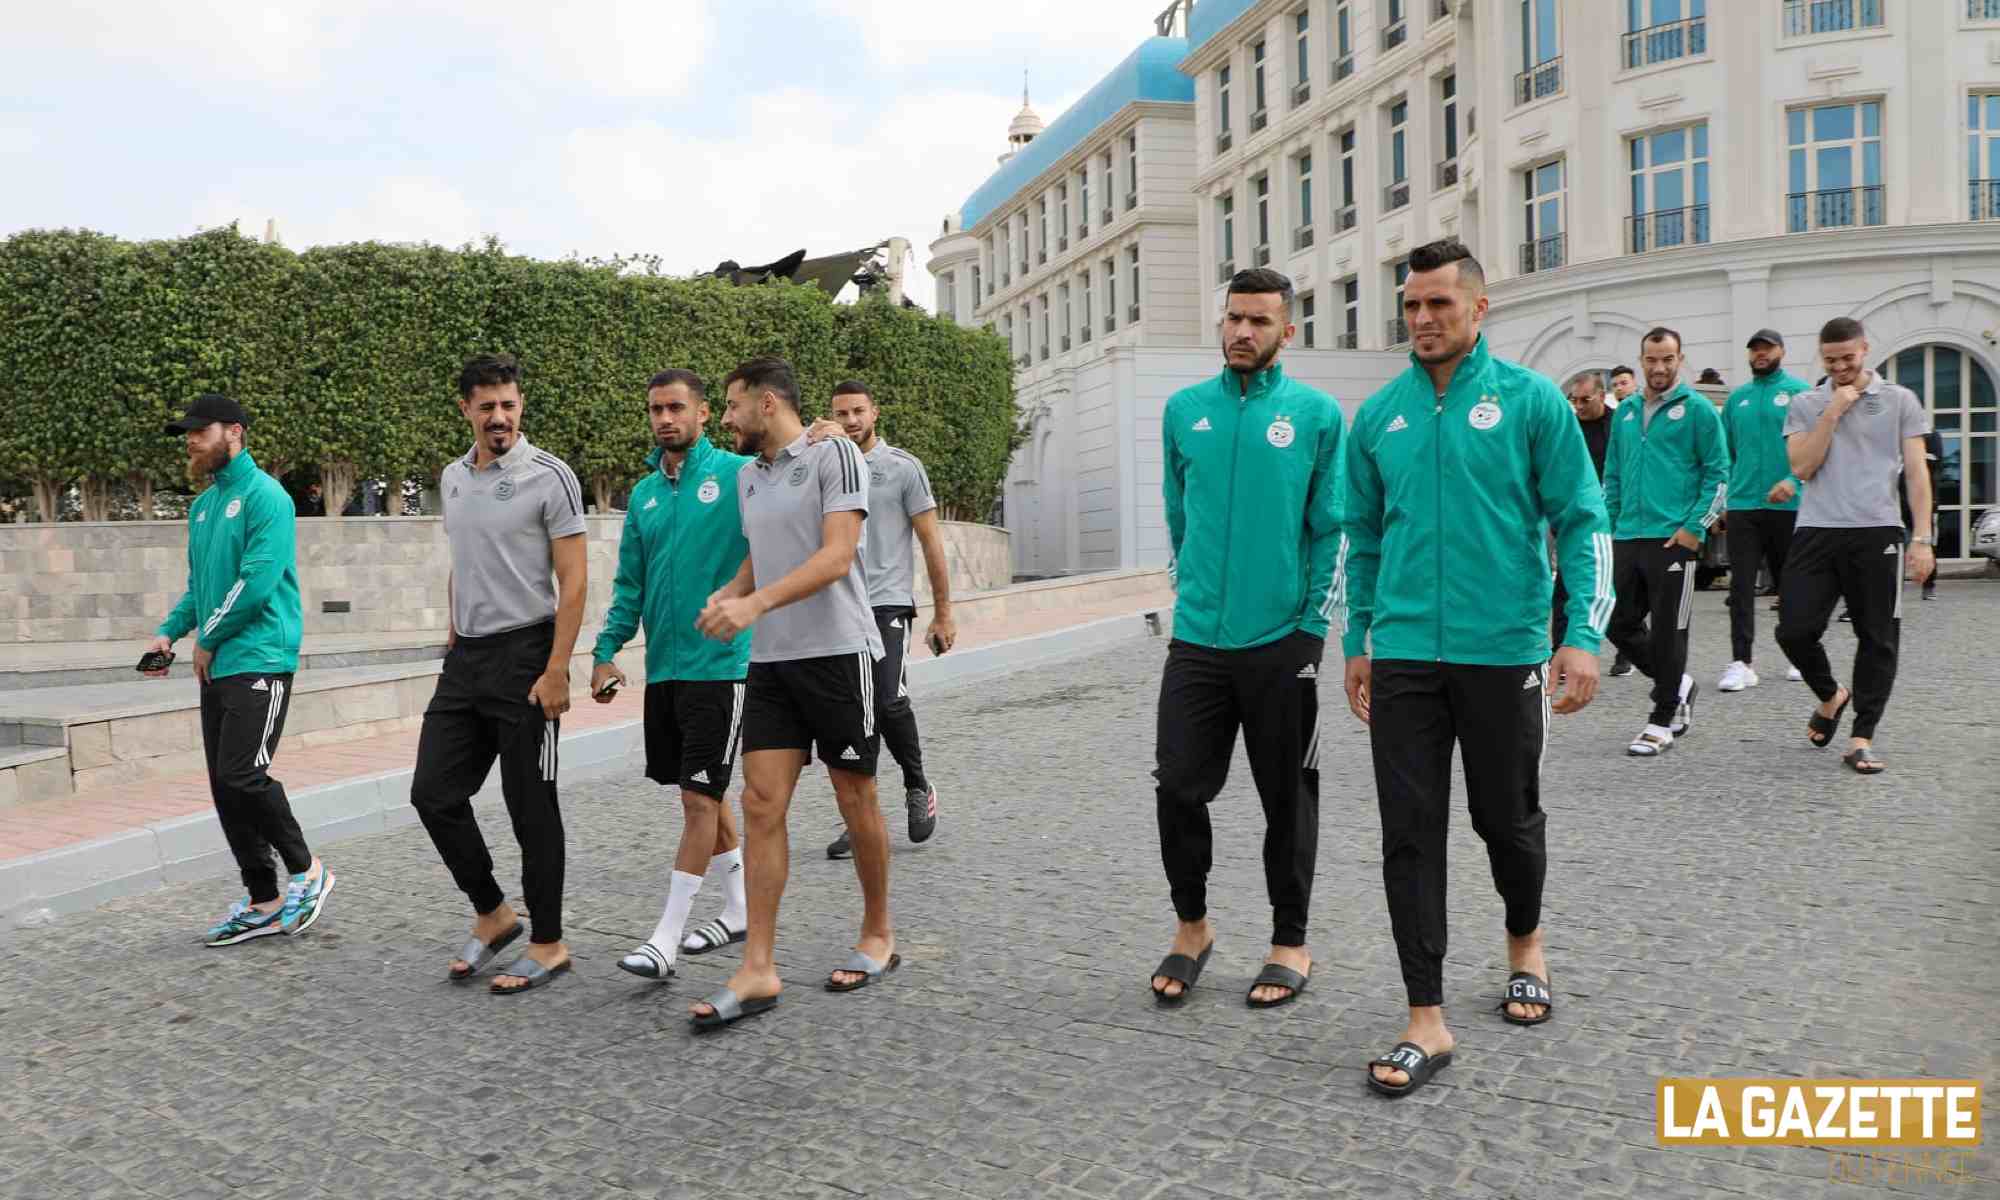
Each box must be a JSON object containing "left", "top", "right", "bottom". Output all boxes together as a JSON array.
[{"left": 0, "top": 226, "right": 1020, "bottom": 522}]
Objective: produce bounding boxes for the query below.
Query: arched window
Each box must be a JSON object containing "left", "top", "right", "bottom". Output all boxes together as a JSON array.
[{"left": 1880, "top": 344, "right": 1998, "bottom": 559}]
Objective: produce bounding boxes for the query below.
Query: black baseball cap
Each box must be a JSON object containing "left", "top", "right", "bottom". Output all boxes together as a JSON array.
[
  {"left": 1746, "top": 328, "right": 1785, "bottom": 349},
  {"left": 164, "top": 393, "right": 251, "bottom": 435}
]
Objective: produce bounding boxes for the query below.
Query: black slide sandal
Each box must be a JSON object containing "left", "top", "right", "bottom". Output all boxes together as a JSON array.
[
  {"left": 1807, "top": 691, "right": 1851, "bottom": 747},
  {"left": 1367, "top": 1042, "right": 1453, "bottom": 1098},
  {"left": 1245, "top": 963, "right": 1310, "bottom": 1009},
  {"left": 1843, "top": 746, "right": 1885, "bottom": 774},
  {"left": 1496, "top": 971, "right": 1554, "bottom": 1026},
  {"left": 1150, "top": 943, "right": 1213, "bottom": 1006},
  {"left": 448, "top": 921, "right": 525, "bottom": 981}
]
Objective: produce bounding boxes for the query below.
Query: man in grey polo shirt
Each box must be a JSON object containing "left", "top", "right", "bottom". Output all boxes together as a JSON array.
[
  {"left": 1776, "top": 316, "right": 1935, "bottom": 775},
  {"left": 822, "top": 379, "right": 954, "bottom": 860},
  {"left": 686, "top": 356, "right": 894, "bottom": 1028},
  {"left": 412, "top": 353, "right": 588, "bottom": 994}
]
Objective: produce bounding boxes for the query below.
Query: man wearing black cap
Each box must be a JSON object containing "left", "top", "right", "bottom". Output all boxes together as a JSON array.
[
  {"left": 1718, "top": 330, "right": 1810, "bottom": 692},
  {"left": 146, "top": 394, "right": 335, "bottom": 946}
]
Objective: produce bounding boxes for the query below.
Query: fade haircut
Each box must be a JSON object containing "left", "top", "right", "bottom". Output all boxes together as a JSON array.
[
  {"left": 458, "top": 353, "right": 521, "bottom": 399},
  {"left": 1226, "top": 267, "right": 1295, "bottom": 309},
  {"left": 1610, "top": 364, "right": 1636, "bottom": 379},
  {"left": 1819, "top": 316, "right": 1866, "bottom": 344},
  {"left": 1407, "top": 237, "right": 1486, "bottom": 292},
  {"left": 1641, "top": 326, "right": 1683, "bottom": 353},
  {"left": 646, "top": 368, "right": 705, "bottom": 401},
  {"left": 831, "top": 379, "right": 874, "bottom": 405},
  {"left": 724, "top": 355, "right": 801, "bottom": 413}
]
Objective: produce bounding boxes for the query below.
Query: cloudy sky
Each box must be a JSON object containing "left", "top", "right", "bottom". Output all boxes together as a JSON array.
[{"left": 0, "top": 1, "right": 1163, "bottom": 311}]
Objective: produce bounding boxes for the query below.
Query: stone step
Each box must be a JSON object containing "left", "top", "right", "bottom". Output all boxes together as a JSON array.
[{"left": 0, "top": 745, "right": 69, "bottom": 805}]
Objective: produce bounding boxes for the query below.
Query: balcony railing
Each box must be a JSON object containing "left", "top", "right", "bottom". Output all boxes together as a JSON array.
[
  {"left": 1336, "top": 204, "right": 1358, "bottom": 231},
  {"left": 1384, "top": 180, "right": 1410, "bottom": 211},
  {"left": 1251, "top": 108, "right": 1269, "bottom": 133},
  {"left": 1014, "top": 354, "right": 1030, "bottom": 368},
  {"left": 1515, "top": 57, "right": 1562, "bottom": 105},
  {"left": 1254, "top": 243, "right": 1272, "bottom": 267},
  {"left": 999, "top": 272, "right": 1010, "bottom": 287},
  {"left": 1520, "top": 233, "right": 1567, "bottom": 274},
  {"left": 1217, "top": 259, "right": 1236, "bottom": 284},
  {"left": 1383, "top": 20, "right": 1407, "bottom": 51},
  {"left": 1787, "top": 185, "right": 1885, "bottom": 231},
  {"left": 1104, "top": 314, "right": 1117, "bottom": 334},
  {"left": 1038, "top": 248, "right": 1047, "bottom": 264},
  {"left": 1973, "top": 179, "right": 2000, "bottom": 221},
  {"left": 1622, "top": 16, "right": 1706, "bottom": 69},
  {"left": 1436, "top": 158, "right": 1459, "bottom": 188},
  {"left": 1385, "top": 317, "right": 1410, "bottom": 347},
  {"left": 1081, "top": 323, "right": 1092, "bottom": 343},
  {"left": 1974, "top": 0, "right": 2000, "bottom": 20},
  {"left": 1058, "top": 236, "right": 1068, "bottom": 252},
  {"left": 1060, "top": 335, "right": 1071, "bottom": 352},
  {"left": 1040, "top": 343, "right": 1050, "bottom": 361},
  {"left": 1333, "top": 54, "right": 1355, "bottom": 81},
  {"left": 1334, "top": 330, "right": 1359, "bottom": 350},
  {"left": 1216, "top": 130, "right": 1233, "bottom": 153},
  {"left": 1627, "top": 205, "right": 1712, "bottom": 253},
  {"left": 1292, "top": 80, "right": 1311, "bottom": 106},
  {"left": 1103, "top": 205, "right": 1114, "bottom": 224},
  {"left": 1129, "top": 304, "right": 1142, "bottom": 322},
  {"left": 1125, "top": 193, "right": 1137, "bottom": 211},
  {"left": 1434, "top": 0, "right": 1451, "bottom": 17},
  {"left": 1293, "top": 224, "right": 1315, "bottom": 251},
  {"left": 1078, "top": 223, "right": 1088, "bottom": 239},
  {"left": 1783, "top": 0, "right": 1883, "bottom": 36}
]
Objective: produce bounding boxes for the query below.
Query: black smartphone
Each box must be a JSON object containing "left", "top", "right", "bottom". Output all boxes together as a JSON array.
[
  {"left": 594, "top": 679, "right": 621, "bottom": 699},
  {"left": 927, "top": 632, "right": 947, "bottom": 656},
  {"left": 137, "top": 650, "right": 175, "bottom": 673}
]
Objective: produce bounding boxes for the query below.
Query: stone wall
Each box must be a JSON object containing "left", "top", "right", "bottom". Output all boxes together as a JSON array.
[{"left": 0, "top": 516, "right": 1010, "bottom": 644}]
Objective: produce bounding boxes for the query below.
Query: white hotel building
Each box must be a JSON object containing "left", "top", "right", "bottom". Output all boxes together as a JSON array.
[{"left": 936, "top": 0, "right": 2000, "bottom": 568}]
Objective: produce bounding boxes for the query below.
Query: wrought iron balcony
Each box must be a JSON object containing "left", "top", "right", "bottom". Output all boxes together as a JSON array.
[
  {"left": 1129, "top": 304, "right": 1142, "bottom": 322},
  {"left": 1384, "top": 180, "right": 1410, "bottom": 211},
  {"left": 1217, "top": 259, "right": 1236, "bottom": 284},
  {"left": 1783, "top": 0, "right": 1883, "bottom": 36},
  {"left": 1436, "top": 158, "right": 1459, "bottom": 188},
  {"left": 1253, "top": 243, "right": 1271, "bottom": 267},
  {"left": 1786, "top": 185, "right": 1885, "bottom": 232},
  {"left": 1333, "top": 330, "right": 1359, "bottom": 350},
  {"left": 1216, "top": 130, "right": 1233, "bottom": 153},
  {"left": 1515, "top": 57, "right": 1562, "bottom": 106},
  {"left": 1382, "top": 21, "right": 1407, "bottom": 51},
  {"left": 1333, "top": 54, "right": 1354, "bottom": 82},
  {"left": 1293, "top": 224, "right": 1315, "bottom": 251},
  {"left": 1622, "top": 15, "right": 1706, "bottom": 69},
  {"left": 1519, "top": 233, "right": 1566, "bottom": 274},
  {"left": 1251, "top": 108, "right": 1268, "bottom": 133},
  {"left": 1973, "top": 180, "right": 2000, "bottom": 221},
  {"left": 1292, "top": 80, "right": 1311, "bottom": 106},
  {"left": 1627, "top": 205, "right": 1711, "bottom": 252},
  {"left": 1385, "top": 317, "right": 1410, "bottom": 347},
  {"left": 1336, "top": 204, "right": 1358, "bottom": 231}
]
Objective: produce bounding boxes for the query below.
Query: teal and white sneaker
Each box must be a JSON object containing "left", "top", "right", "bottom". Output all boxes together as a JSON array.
[
  {"left": 279, "top": 864, "right": 336, "bottom": 935},
  {"left": 205, "top": 898, "right": 284, "bottom": 947}
]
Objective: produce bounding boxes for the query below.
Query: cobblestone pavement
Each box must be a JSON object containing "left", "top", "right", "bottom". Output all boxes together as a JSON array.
[{"left": 1, "top": 583, "right": 1994, "bottom": 1200}]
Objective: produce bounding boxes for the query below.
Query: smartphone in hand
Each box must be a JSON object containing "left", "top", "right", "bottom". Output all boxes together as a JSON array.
[
  {"left": 594, "top": 680, "right": 621, "bottom": 699},
  {"left": 137, "top": 650, "right": 176, "bottom": 674},
  {"left": 927, "top": 632, "right": 947, "bottom": 656}
]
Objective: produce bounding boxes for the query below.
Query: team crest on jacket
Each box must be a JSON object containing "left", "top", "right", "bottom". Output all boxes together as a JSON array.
[
  {"left": 1774, "top": 396, "right": 1791, "bottom": 407},
  {"left": 225, "top": 498, "right": 243, "bottom": 519},
  {"left": 1667, "top": 405, "right": 1686, "bottom": 421},
  {"left": 494, "top": 479, "right": 516, "bottom": 501},
  {"left": 787, "top": 464, "right": 809, "bottom": 486},
  {"left": 1266, "top": 416, "right": 1295, "bottom": 448},
  {"left": 697, "top": 477, "right": 720, "bottom": 504},
  {"left": 1468, "top": 399, "right": 1502, "bottom": 431}
]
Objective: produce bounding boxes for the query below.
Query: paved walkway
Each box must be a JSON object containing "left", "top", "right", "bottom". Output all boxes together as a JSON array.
[{"left": 0, "top": 582, "right": 1993, "bottom": 1199}]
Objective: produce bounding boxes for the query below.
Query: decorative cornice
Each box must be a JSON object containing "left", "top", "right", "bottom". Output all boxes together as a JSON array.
[{"left": 963, "top": 101, "right": 1194, "bottom": 241}]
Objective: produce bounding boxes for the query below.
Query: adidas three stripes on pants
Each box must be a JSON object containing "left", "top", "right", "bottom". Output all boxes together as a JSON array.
[
  {"left": 201, "top": 672, "right": 312, "bottom": 905},
  {"left": 1154, "top": 631, "right": 1323, "bottom": 948},
  {"left": 1606, "top": 539, "right": 1699, "bottom": 728},
  {"left": 411, "top": 620, "right": 567, "bottom": 944},
  {"left": 1776, "top": 526, "right": 1905, "bottom": 741}
]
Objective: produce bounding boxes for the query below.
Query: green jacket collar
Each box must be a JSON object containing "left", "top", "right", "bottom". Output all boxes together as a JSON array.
[
  {"left": 1406, "top": 334, "right": 1493, "bottom": 403},
  {"left": 215, "top": 450, "right": 258, "bottom": 488},
  {"left": 647, "top": 436, "right": 714, "bottom": 480},
  {"left": 1742, "top": 369, "right": 1806, "bottom": 393},
  {"left": 1213, "top": 360, "right": 1288, "bottom": 400},
  {"left": 1647, "top": 380, "right": 1698, "bottom": 409}
]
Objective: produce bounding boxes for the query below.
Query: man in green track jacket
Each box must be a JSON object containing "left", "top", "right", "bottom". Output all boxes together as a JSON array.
[
  {"left": 1717, "top": 329, "right": 1811, "bottom": 693},
  {"left": 145, "top": 394, "right": 334, "bottom": 948},
  {"left": 593, "top": 370, "right": 757, "bottom": 980},
  {"left": 1341, "top": 238, "right": 1607, "bottom": 1097},
  {"left": 1602, "top": 327, "right": 1730, "bottom": 756},
  {"left": 1149, "top": 267, "right": 1345, "bottom": 1013}
]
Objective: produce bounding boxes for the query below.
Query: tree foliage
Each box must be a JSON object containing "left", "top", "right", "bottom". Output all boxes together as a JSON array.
[{"left": 0, "top": 227, "right": 1021, "bottom": 523}]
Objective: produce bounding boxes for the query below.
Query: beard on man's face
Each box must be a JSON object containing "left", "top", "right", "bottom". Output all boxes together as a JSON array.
[{"left": 1227, "top": 338, "right": 1281, "bottom": 375}]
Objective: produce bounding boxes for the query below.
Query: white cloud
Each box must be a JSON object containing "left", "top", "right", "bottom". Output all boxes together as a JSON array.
[{"left": 815, "top": 0, "right": 1156, "bottom": 67}]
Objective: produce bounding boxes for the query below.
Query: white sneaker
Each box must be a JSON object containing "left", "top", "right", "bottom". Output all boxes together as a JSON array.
[
  {"left": 1786, "top": 666, "right": 1804, "bottom": 682},
  {"left": 1717, "top": 661, "right": 1759, "bottom": 692},
  {"left": 1628, "top": 724, "right": 1674, "bottom": 757}
]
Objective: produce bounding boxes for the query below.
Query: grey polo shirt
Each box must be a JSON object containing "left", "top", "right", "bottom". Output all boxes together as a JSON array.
[
  {"left": 440, "top": 436, "right": 587, "bottom": 637},
  {"left": 739, "top": 432, "right": 883, "bottom": 663},
  {"left": 1784, "top": 374, "right": 1929, "bottom": 530},
  {"left": 861, "top": 441, "right": 938, "bottom": 610}
]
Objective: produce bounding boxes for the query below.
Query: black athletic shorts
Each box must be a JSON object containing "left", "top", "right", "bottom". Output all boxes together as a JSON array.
[
  {"left": 740, "top": 652, "right": 880, "bottom": 774},
  {"left": 643, "top": 679, "right": 746, "bottom": 798}
]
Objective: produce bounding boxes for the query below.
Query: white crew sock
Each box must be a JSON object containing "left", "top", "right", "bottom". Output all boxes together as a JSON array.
[
  {"left": 645, "top": 871, "right": 704, "bottom": 966},
  {"left": 713, "top": 847, "right": 747, "bottom": 931},
  {"left": 1679, "top": 673, "right": 1694, "bottom": 702}
]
